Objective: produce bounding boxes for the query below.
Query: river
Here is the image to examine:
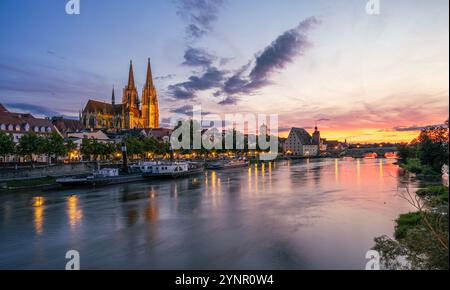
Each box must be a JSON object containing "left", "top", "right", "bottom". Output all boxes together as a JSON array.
[{"left": 0, "top": 159, "right": 415, "bottom": 270}]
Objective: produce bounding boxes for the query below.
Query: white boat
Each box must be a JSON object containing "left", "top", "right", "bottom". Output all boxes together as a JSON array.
[
  {"left": 142, "top": 162, "right": 204, "bottom": 178},
  {"left": 130, "top": 161, "right": 159, "bottom": 173}
]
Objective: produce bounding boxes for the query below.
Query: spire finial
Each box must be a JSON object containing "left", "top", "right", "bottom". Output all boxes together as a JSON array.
[
  {"left": 145, "top": 57, "right": 154, "bottom": 88},
  {"left": 112, "top": 85, "right": 115, "bottom": 105},
  {"left": 127, "top": 60, "right": 135, "bottom": 88}
]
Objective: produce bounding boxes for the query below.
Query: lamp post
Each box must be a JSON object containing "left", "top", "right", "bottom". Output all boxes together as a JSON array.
[{"left": 121, "top": 142, "right": 128, "bottom": 173}]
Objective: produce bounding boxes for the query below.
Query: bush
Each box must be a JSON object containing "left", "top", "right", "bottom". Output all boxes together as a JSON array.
[
  {"left": 416, "top": 185, "right": 449, "bottom": 197},
  {"left": 395, "top": 212, "right": 422, "bottom": 240}
]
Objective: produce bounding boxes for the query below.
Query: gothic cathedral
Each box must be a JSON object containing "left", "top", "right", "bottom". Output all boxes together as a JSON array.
[{"left": 81, "top": 59, "right": 159, "bottom": 130}]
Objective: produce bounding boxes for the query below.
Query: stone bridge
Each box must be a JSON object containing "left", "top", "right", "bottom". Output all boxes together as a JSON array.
[{"left": 344, "top": 147, "right": 398, "bottom": 158}]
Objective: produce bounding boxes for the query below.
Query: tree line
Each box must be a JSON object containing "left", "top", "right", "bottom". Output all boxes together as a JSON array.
[
  {"left": 397, "top": 119, "right": 449, "bottom": 176},
  {"left": 374, "top": 119, "right": 449, "bottom": 269},
  {"left": 0, "top": 131, "right": 170, "bottom": 164}
]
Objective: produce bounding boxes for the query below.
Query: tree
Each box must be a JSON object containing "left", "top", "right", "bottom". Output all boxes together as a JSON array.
[
  {"left": 80, "top": 137, "right": 94, "bottom": 160},
  {"left": 374, "top": 185, "right": 448, "bottom": 270},
  {"left": 413, "top": 125, "right": 449, "bottom": 173},
  {"left": 41, "top": 132, "right": 66, "bottom": 164},
  {"left": 17, "top": 132, "right": 44, "bottom": 164},
  {"left": 0, "top": 132, "right": 15, "bottom": 162},
  {"left": 143, "top": 137, "right": 158, "bottom": 155},
  {"left": 397, "top": 143, "right": 417, "bottom": 164},
  {"left": 399, "top": 122, "right": 449, "bottom": 175},
  {"left": 124, "top": 136, "right": 145, "bottom": 159},
  {"left": 65, "top": 139, "right": 77, "bottom": 153}
]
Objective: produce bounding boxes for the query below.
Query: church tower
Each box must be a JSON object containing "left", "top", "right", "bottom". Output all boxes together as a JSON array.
[
  {"left": 142, "top": 58, "right": 159, "bottom": 128},
  {"left": 111, "top": 86, "right": 115, "bottom": 105},
  {"left": 122, "top": 60, "right": 140, "bottom": 128}
]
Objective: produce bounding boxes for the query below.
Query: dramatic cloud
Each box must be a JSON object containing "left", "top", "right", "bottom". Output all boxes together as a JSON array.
[
  {"left": 175, "top": 0, "right": 226, "bottom": 40},
  {"left": 155, "top": 74, "right": 176, "bottom": 81},
  {"left": 167, "top": 85, "right": 196, "bottom": 100},
  {"left": 183, "top": 47, "right": 217, "bottom": 68},
  {"left": 250, "top": 17, "right": 320, "bottom": 82},
  {"left": 218, "top": 96, "right": 238, "bottom": 105},
  {"left": 46, "top": 50, "right": 66, "bottom": 61},
  {"left": 170, "top": 104, "right": 212, "bottom": 116},
  {"left": 167, "top": 17, "right": 320, "bottom": 104},
  {"left": 392, "top": 124, "right": 448, "bottom": 132},
  {"left": 278, "top": 93, "right": 449, "bottom": 136},
  {"left": 4, "top": 103, "right": 60, "bottom": 117},
  {"left": 0, "top": 60, "right": 108, "bottom": 97},
  {"left": 217, "top": 17, "right": 321, "bottom": 104},
  {"left": 168, "top": 66, "right": 226, "bottom": 100}
]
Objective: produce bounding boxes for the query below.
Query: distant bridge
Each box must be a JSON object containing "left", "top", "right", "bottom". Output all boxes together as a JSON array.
[{"left": 344, "top": 147, "right": 398, "bottom": 158}]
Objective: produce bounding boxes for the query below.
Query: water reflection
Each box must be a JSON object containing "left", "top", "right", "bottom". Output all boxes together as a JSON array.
[
  {"left": 0, "top": 159, "right": 415, "bottom": 270},
  {"left": 32, "top": 197, "right": 44, "bottom": 235},
  {"left": 67, "top": 195, "right": 83, "bottom": 230}
]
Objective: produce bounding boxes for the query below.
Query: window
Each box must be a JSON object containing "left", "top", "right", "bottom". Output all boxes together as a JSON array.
[
  {"left": 0, "top": 124, "right": 5, "bottom": 130},
  {"left": 40, "top": 127, "right": 46, "bottom": 133},
  {"left": 8, "top": 124, "right": 13, "bottom": 131},
  {"left": 15, "top": 124, "right": 20, "bottom": 131},
  {"left": 34, "top": 126, "right": 39, "bottom": 132}
]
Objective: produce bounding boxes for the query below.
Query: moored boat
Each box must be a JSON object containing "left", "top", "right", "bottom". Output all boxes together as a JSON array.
[
  {"left": 56, "top": 168, "right": 145, "bottom": 187},
  {"left": 142, "top": 162, "right": 204, "bottom": 178},
  {"left": 206, "top": 159, "right": 250, "bottom": 170}
]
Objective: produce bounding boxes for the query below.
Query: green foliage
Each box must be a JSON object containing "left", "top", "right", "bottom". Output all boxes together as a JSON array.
[
  {"left": 65, "top": 140, "right": 77, "bottom": 153},
  {"left": 417, "top": 185, "right": 449, "bottom": 198},
  {"left": 6, "top": 176, "right": 56, "bottom": 188},
  {"left": 0, "top": 131, "right": 15, "bottom": 158},
  {"left": 394, "top": 212, "right": 422, "bottom": 239},
  {"left": 375, "top": 184, "right": 449, "bottom": 269},
  {"left": 417, "top": 185, "right": 449, "bottom": 208},
  {"left": 397, "top": 143, "right": 417, "bottom": 163},
  {"left": 398, "top": 123, "right": 448, "bottom": 176},
  {"left": 41, "top": 132, "right": 67, "bottom": 163},
  {"left": 80, "top": 137, "right": 117, "bottom": 160},
  {"left": 17, "top": 132, "right": 44, "bottom": 160},
  {"left": 124, "top": 136, "right": 145, "bottom": 157},
  {"left": 416, "top": 131, "right": 449, "bottom": 173}
]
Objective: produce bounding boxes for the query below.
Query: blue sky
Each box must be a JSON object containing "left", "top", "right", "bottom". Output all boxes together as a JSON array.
[{"left": 0, "top": 0, "right": 448, "bottom": 142}]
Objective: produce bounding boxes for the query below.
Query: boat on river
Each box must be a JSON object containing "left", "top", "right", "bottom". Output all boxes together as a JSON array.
[
  {"left": 56, "top": 168, "right": 145, "bottom": 187},
  {"left": 142, "top": 162, "right": 204, "bottom": 178},
  {"left": 206, "top": 159, "right": 250, "bottom": 170}
]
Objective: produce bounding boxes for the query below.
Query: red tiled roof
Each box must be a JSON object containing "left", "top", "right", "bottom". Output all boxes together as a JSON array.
[
  {"left": 0, "top": 107, "right": 56, "bottom": 134},
  {"left": 0, "top": 104, "right": 8, "bottom": 113},
  {"left": 52, "top": 117, "right": 85, "bottom": 134}
]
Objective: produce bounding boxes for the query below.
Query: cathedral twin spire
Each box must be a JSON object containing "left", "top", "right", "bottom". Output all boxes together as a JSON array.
[
  {"left": 122, "top": 59, "right": 159, "bottom": 129},
  {"left": 127, "top": 60, "right": 136, "bottom": 89}
]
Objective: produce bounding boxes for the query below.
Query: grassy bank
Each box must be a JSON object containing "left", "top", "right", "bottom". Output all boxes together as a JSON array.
[{"left": 0, "top": 177, "right": 58, "bottom": 192}]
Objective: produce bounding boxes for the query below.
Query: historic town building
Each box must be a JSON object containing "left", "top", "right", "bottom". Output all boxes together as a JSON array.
[
  {"left": 284, "top": 127, "right": 322, "bottom": 157},
  {"left": 81, "top": 59, "right": 159, "bottom": 130},
  {"left": 0, "top": 104, "right": 59, "bottom": 163},
  {"left": 0, "top": 104, "right": 58, "bottom": 143}
]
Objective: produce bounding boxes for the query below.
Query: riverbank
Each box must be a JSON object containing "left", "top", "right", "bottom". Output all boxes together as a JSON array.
[{"left": 0, "top": 176, "right": 61, "bottom": 193}]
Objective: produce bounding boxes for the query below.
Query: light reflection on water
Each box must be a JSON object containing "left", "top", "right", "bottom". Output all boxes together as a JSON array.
[{"left": 0, "top": 159, "right": 415, "bottom": 270}]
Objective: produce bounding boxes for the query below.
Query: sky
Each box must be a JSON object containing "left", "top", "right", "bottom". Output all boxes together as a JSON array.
[{"left": 0, "top": 0, "right": 448, "bottom": 143}]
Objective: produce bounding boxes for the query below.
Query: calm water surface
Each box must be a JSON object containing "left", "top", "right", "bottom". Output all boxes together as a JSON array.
[{"left": 0, "top": 159, "right": 415, "bottom": 270}]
